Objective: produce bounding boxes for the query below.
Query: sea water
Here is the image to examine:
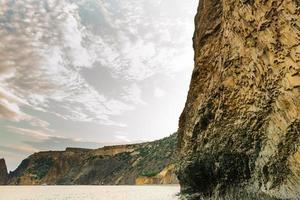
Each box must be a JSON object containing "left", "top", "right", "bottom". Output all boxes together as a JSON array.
[{"left": 0, "top": 185, "right": 180, "bottom": 200}]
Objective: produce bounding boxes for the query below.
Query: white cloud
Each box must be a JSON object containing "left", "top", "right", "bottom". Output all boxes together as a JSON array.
[
  {"left": 115, "top": 135, "right": 131, "bottom": 143},
  {"left": 0, "top": 0, "right": 137, "bottom": 126},
  {"left": 78, "top": 0, "right": 195, "bottom": 81},
  {"left": 6, "top": 126, "right": 104, "bottom": 147},
  {"left": 122, "top": 84, "right": 146, "bottom": 105},
  {"left": 63, "top": 3, "right": 94, "bottom": 68},
  {"left": 154, "top": 88, "right": 166, "bottom": 98},
  {"left": 0, "top": 144, "right": 39, "bottom": 154},
  {"left": 6, "top": 126, "right": 51, "bottom": 140},
  {"left": 29, "top": 118, "right": 50, "bottom": 129},
  {"left": 0, "top": 87, "right": 29, "bottom": 121},
  {"left": 0, "top": 0, "right": 196, "bottom": 128}
]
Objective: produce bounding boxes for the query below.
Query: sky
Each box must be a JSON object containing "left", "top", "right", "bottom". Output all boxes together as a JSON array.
[{"left": 0, "top": 0, "right": 198, "bottom": 171}]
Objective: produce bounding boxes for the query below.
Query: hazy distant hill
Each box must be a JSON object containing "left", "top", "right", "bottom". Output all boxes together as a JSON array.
[{"left": 5, "top": 133, "right": 177, "bottom": 185}]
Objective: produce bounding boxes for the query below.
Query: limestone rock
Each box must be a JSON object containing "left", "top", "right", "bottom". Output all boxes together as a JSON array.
[{"left": 177, "top": 0, "right": 300, "bottom": 199}]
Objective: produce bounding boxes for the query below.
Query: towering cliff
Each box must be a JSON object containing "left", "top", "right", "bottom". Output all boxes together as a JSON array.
[
  {"left": 0, "top": 158, "right": 8, "bottom": 185},
  {"left": 8, "top": 133, "right": 177, "bottom": 185},
  {"left": 177, "top": 0, "right": 300, "bottom": 199}
]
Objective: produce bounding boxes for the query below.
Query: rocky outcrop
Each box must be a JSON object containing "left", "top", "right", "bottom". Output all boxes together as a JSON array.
[
  {"left": 135, "top": 164, "right": 178, "bottom": 185},
  {"left": 177, "top": 0, "right": 300, "bottom": 199},
  {"left": 7, "top": 133, "right": 177, "bottom": 185},
  {"left": 0, "top": 158, "right": 8, "bottom": 185}
]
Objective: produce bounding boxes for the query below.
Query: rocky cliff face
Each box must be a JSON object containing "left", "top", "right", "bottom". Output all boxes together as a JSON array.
[
  {"left": 177, "top": 0, "right": 300, "bottom": 199},
  {"left": 135, "top": 164, "right": 178, "bottom": 185},
  {"left": 0, "top": 159, "right": 8, "bottom": 185},
  {"left": 8, "top": 133, "right": 177, "bottom": 185}
]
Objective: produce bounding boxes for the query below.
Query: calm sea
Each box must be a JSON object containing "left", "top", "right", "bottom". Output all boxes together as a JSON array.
[{"left": 0, "top": 185, "right": 180, "bottom": 200}]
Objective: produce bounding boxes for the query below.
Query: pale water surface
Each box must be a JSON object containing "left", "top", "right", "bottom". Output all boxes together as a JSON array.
[{"left": 0, "top": 186, "right": 180, "bottom": 200}]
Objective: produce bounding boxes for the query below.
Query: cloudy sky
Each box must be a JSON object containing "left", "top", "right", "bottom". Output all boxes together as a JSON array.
[{"left": 0, "top": 0, "right": 197, "bottom": 170}]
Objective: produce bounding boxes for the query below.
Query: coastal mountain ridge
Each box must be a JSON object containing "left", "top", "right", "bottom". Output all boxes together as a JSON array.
[{"left": 0, "top": 133, "right": 177, "bottom": 185}]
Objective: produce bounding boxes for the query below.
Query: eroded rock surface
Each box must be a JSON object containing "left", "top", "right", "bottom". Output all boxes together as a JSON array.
[
  {"left": 177, "top": 0, "right": 300, "bottom": 199},
  {"left": 135, "top": 164, "right": 178, "bottom": 185}
]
